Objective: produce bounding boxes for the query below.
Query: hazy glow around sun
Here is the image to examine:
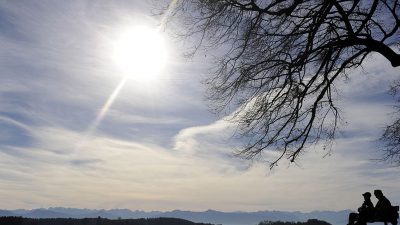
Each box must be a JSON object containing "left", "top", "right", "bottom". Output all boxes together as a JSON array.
[{"left": 113, "top": 26, "right": 167, "bottom": 81}]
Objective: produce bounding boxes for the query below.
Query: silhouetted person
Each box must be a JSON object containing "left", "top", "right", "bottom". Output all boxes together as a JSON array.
[
  {"left": 374, "top": 189, "right": 392, "bottom": 221},
  {"left": 348, "top": 192, "right": 374, "bottom": 225}
]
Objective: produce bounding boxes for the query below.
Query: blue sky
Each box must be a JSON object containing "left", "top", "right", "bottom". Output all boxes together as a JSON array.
[{"left": 0, "top": 0, "right": 399, "bottom": 212}]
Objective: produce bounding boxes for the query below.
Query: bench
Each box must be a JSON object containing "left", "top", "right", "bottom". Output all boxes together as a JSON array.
[{"left": 367, "top": 206, "right": 399, "bottom": 225}]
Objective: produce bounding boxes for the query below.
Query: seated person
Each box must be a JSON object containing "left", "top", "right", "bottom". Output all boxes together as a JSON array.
[
  {"left": 348, "top": 192, "right": 374, "bottom": 225},
  {"left": 374, "top": 189, "right": 392, "bottom": 221}
]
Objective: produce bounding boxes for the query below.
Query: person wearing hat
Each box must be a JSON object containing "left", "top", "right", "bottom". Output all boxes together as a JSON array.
[
  {"left": 358, "top": 192, "right": 375, "bottom": 225},
  {"left": 348, "top": 192, "right": 374, "bottom": 225},
  {"left": 373, "top": 189, "right": 392, "bottom": 221}
]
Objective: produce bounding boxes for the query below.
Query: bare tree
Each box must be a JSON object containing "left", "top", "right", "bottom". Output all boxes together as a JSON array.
[
  {"left": 165, "top": 0, "right": 400, "bottom": 167},
  {"left": 381, "top": 80, "right": 400, "bottom": 166}
]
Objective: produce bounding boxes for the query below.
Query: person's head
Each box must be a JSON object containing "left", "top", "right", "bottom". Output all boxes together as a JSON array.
[
  {"left": 362, "top": 192, "right": 372, "bottom": 200},
  {"left": 374, "top": 190, "right": 384, "bottom": 199}
]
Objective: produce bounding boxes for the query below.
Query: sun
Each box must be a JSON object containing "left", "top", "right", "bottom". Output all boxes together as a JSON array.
[{"left": 113, "top": 26, "right": 167, "bottom": 81}]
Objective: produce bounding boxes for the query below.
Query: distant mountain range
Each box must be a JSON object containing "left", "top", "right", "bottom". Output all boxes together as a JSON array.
[{"left": 0, "top": 207, "right": 351, "bottom": 225}]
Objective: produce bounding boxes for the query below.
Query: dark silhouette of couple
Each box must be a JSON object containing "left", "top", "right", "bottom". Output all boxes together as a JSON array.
[{"left": 348, "top": 190, "right": 395, "bottom": 225}]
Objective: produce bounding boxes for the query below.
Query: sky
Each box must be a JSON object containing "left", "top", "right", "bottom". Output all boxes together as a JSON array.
[{"left": 0, "top": 0, "right": 399, "bottom": 212}]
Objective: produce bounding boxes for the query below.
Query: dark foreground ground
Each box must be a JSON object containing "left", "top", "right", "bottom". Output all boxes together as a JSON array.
[{"left": 0, "top": 216, "right": 331, "bottom": 225}]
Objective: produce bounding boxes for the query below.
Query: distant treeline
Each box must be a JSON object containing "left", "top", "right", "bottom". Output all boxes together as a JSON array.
[
  {"left": 0, "top": 216, "right": 214, "bottom": 225},
  {"left": 0, "top": 216, "right": 331, "bottom": 225},
  {"left": 260, "top": 219, "right": 332, "bottom": 225}
]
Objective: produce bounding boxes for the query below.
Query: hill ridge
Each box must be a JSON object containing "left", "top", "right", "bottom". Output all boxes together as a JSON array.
[{"left": 0, "top": 207, "right": 350, "bottom": 225}]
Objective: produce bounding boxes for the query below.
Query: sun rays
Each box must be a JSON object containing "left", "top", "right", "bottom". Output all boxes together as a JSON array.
[{"left": 75, "top": 1, "right": 180, "bottom": 150}]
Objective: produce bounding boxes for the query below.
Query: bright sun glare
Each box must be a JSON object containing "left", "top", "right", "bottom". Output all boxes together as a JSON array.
[{"left": 113, "top": 26, "right": 167, "bottom": 81}]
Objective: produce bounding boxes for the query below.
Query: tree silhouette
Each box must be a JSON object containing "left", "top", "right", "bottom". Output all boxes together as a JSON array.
[
  {"left": 259, "top": 219, "right": 331, "bottom": 225},
  {"left": 165, "top": 0, "right": 400, "bottom": 167},
  {"left": 381, "top": 80, "right": 400, "bottom": 166}
]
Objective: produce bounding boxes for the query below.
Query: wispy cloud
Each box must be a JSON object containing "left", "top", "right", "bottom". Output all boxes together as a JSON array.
[{"left": 0, "top": 0, "right": 399, "bottom": 213}]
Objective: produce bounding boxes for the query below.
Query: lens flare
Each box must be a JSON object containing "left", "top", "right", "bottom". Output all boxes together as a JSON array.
[{"left": 76, "top": 0, "right": 179, "bottom": 150}]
